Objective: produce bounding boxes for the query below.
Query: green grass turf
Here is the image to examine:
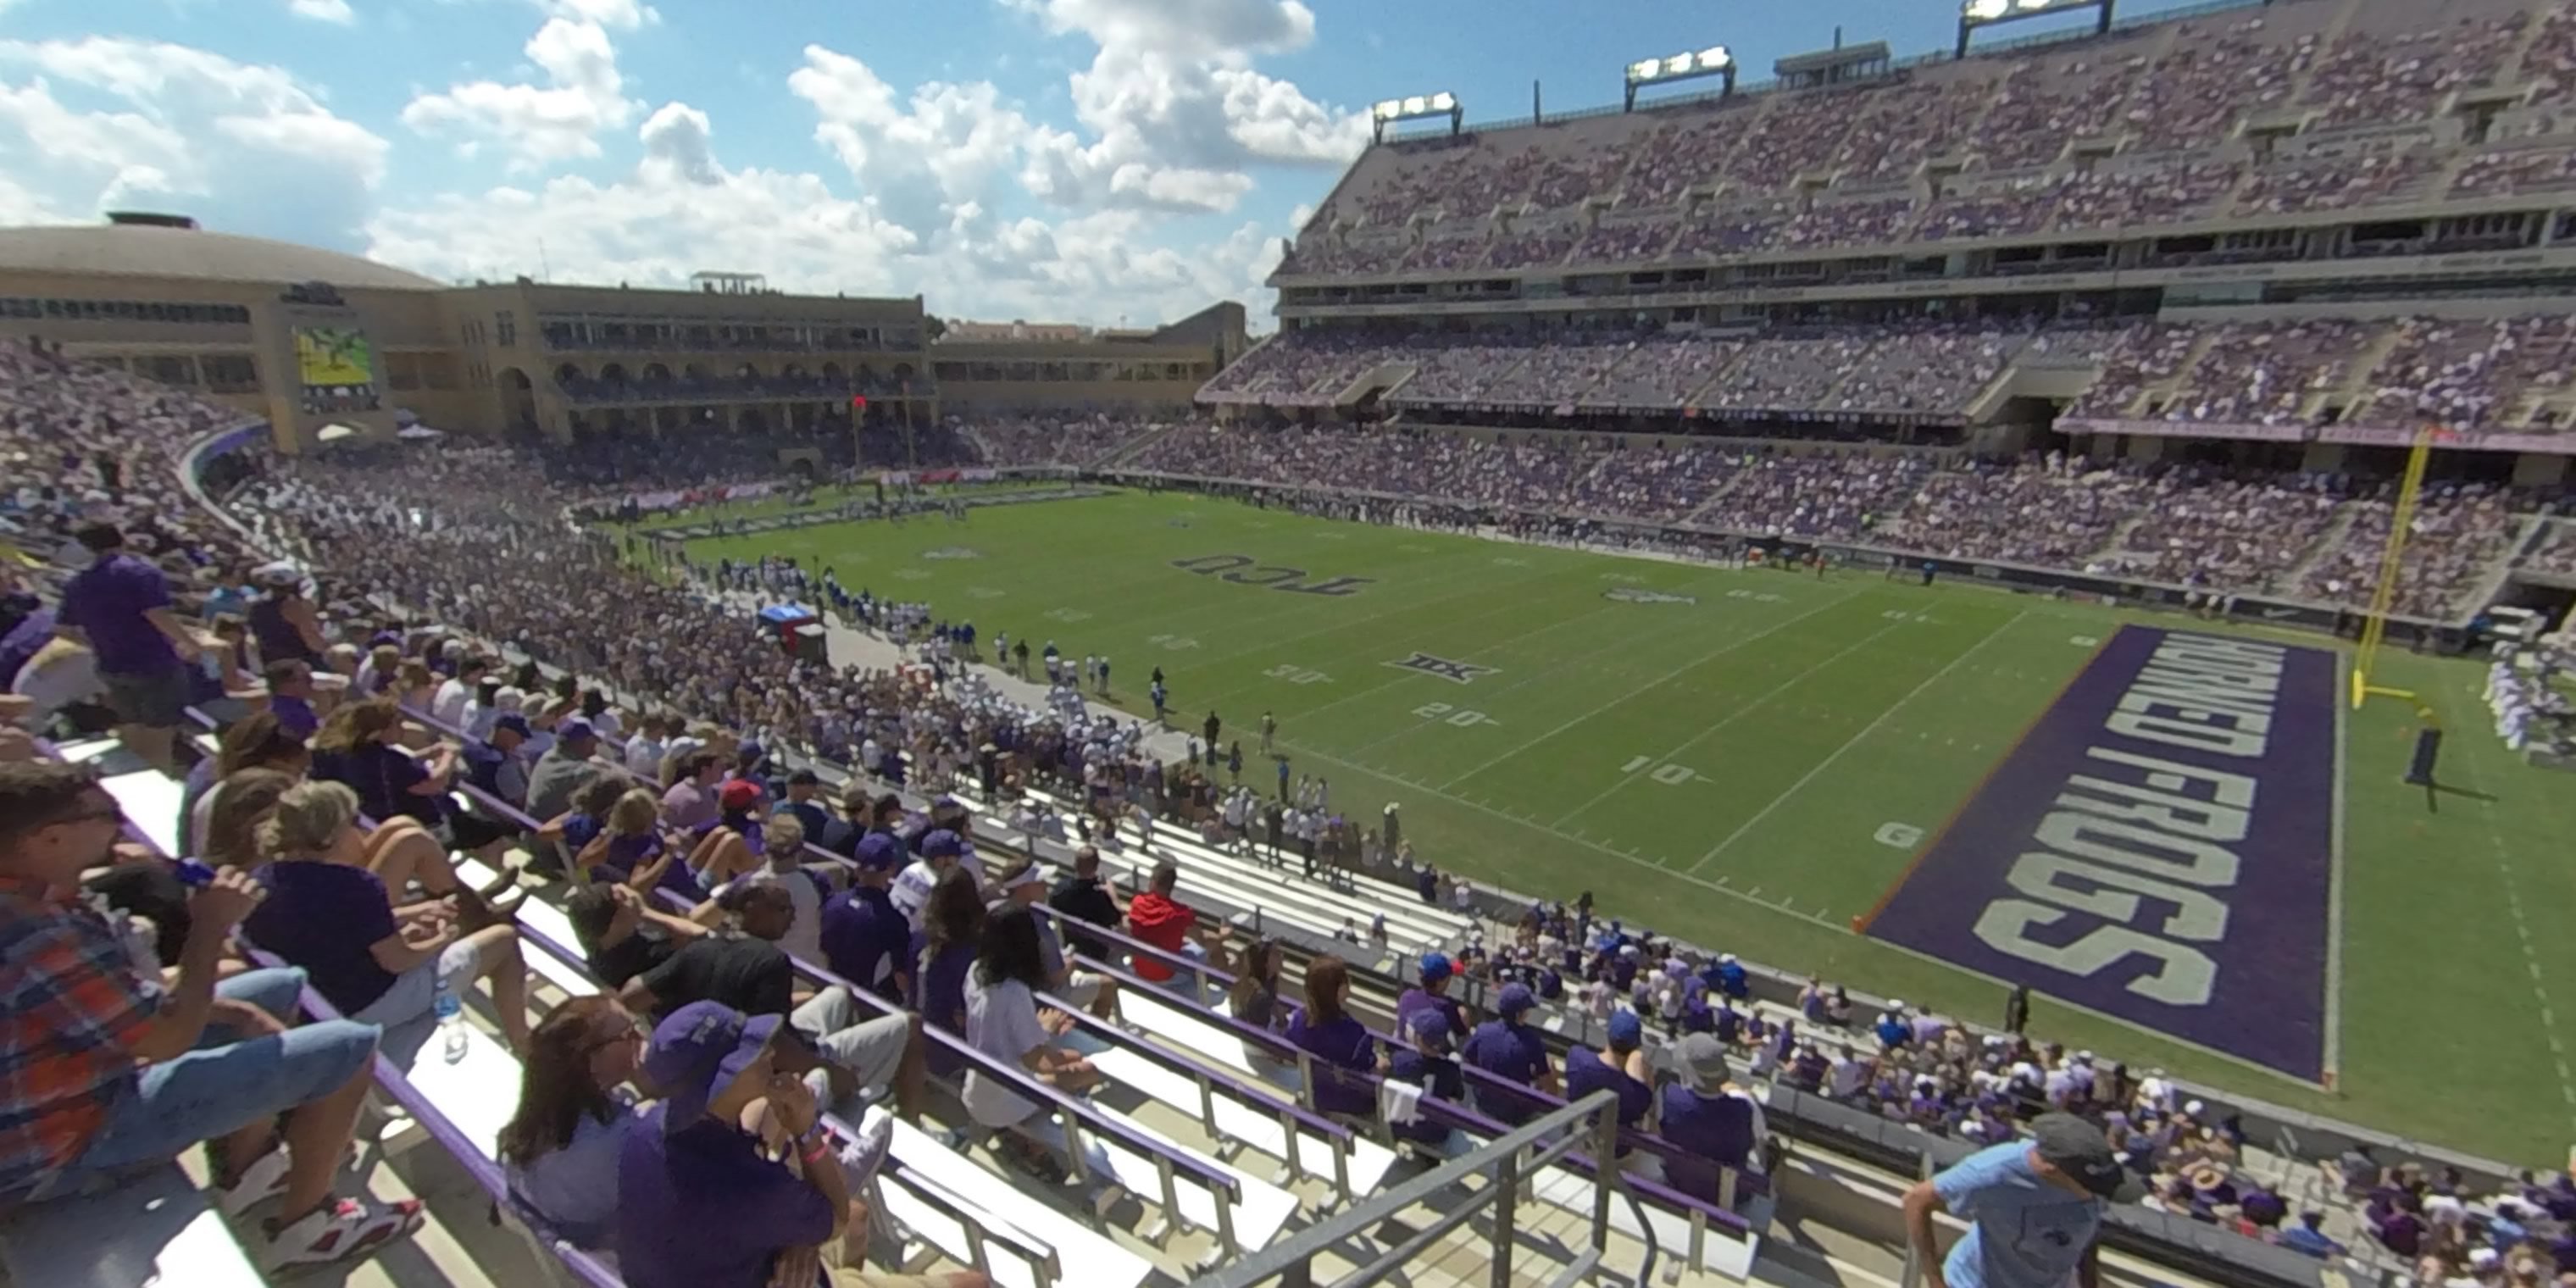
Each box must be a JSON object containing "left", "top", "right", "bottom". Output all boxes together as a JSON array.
[{"left": 681, "top": 489, "right": 2576, "bottom": 1165}]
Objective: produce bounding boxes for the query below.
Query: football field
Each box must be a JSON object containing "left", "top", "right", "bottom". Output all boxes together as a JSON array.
[{"left": 682, "top": 489, "right": 2576, "bottom": 1164}]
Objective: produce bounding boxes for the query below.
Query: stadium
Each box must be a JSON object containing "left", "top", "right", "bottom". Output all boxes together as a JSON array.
[{"left": 3, "top": 0, "right": 2575, "bottom": 1285}]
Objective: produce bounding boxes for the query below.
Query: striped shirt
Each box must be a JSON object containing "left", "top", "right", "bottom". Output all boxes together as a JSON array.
[{"left": 0, "top": 875, "right": 159, "bottom": 1197}]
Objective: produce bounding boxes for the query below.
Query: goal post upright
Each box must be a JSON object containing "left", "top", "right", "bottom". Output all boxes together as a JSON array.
[{"left": 2350, "top": 424, "right": 2446, "bottom": 710}]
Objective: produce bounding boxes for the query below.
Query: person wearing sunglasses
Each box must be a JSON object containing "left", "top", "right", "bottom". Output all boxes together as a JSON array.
[
  {"left": 0, "top": 760, "right": 417, "bottom": 1270},
  {"left": 499, "top": 997, "right": 650, "bottom": 1254}
]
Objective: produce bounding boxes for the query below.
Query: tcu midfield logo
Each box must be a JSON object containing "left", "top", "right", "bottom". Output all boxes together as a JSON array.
[
  {"left": 1385, "top": 652, "right": 1497, "bottom": 684},
  {"left": 1169, "top": 554, "right": 1374, "bottom": 597}
]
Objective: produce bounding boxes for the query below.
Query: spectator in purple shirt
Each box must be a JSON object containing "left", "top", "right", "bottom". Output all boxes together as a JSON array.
[
  {"left": 1564, "top": 1009, "right": 1659, "bottom": 1181},
  {"left": 1460, "top": 983, "right": 1558, "bottom": 1126},
  {"left": 660, "top": 749, "right": 724, "bottom": 833},
  {"left": 613, "top": 1001, "right": 915, "bottom": 1288},
  {"left": 54, "top": 524, "right": 198, "bottom": 770},
  {"left": 1284, "top": 955, "right": 1380, "bottom": 1120},
  {"left": 819, "top": 833, "right": 911, "bottom": 995},
  {"left": 263, "top": 658, "right": 321, "bottom": 739},
  {"left": 1396, "top": 952, "right": 1468, "bottom": 1042},
  {"left": 240, "top": 780, "right": 534, "bottom": 1056},
  {"left": 908, "top": 868, "right": 982, "bottom": 1074},
  {"left": 1657, "top": 1033, "right": 1768, "bottom": 1205}
]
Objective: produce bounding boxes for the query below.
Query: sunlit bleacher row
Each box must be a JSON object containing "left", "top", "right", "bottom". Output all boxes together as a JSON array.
[{"left": 1276, "top": 0, "right": 2576, "bottom": 279}]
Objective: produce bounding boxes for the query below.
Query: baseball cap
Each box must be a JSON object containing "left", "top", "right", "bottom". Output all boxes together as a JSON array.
[
  {"left": 1004, "top": 863, "right": 1047, "bottom": 891},
  {"left": 853, "top": 831, "right": 904, "bottom": 873},
  {"left": 1408, "top": 1008, "right": 1454, "bottom": 1053},
  {"left": 2031, "top": 1113, "right": 2137, "bottom": 1199},
  {"left": 1607, "top": 1010, "right": 1643, "bottom": 1048},
  {"left": 557, "top": 717, "right": 598, "bottom": 743},
  {"left": 719, "top": 780, "right": 763, "bottom": 813},
  {"left": 644, "top": 1002, "right": 783, "bottom": 1131},
  {"left": 922, "top": 829, "right": 963, "bottom": 859},
  {"left": 739, "top": 741, "right": 765, "bottom": 762},
  {"left": 1418, "top": 952, "right": 1453, "bottom": 985},
  {"left": 253, "top": 560, "right": 303, "bottom": 587},
  {"left": 492, "top": 713, "right": 533, "bottom": 739},
  {"left": 1497, "top": 983, "right": 1535, "bottom": 1018},
  {"left": 1678, "top": 1033, "right": 1731, "bottom": 1092}
]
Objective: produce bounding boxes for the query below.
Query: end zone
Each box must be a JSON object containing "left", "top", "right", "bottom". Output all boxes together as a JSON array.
[{"left": 1860, "top": 625, "right": 2341, "bottom": 1082}]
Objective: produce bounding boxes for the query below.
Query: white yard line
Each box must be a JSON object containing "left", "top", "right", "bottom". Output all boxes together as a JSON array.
[
  {"left": 1688, "top": 610, "right": 2026, "bottom": 874},
  {"left": 1271, "top": 736, "right": 1847, "bottom": 930},
  {"left": 1251, "top": 598, "right": 1630, "bottom": 734},
  {"left": 1435, "top": 586, "right": 1871, "bottom": 792},
  {"left": 2451, "top": 682, "right": 2576, "bottom": 1132},
  {"left": 1545, "top": 611, "right": 1907, "bottom": 830}
]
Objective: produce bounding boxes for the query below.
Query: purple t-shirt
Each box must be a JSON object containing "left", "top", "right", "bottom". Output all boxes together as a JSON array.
[
  {"left": 661, "top": 780, "right": 718, "bottom": 830},
  {"left": 911, "top": 934, "right": 974, "bottom": 1076},
  {"left": 819, "top": 886, "right": 907, "bottom": 992},
  {"left": 614, "top": 1104, "right": 833, "bottom": 1288},
  {"left": 1395, "top": 987, "right": 1466, "bottom": 1042},
  {"left": 1459, "top": 1019, "right": 1551, "bottom": 1125},
  {"left": 58, "top": 554, "right": 178, "bottom": 676},
  {"left": 271, "top": 694, "right": 319, "bottom": 738},
  {"left": 1563, "top": 1046, "right": 1650, "bottom": 1130},
  {"left": 1657, "top": 1084, "right": 1760, "bottom": 1198},
  {"left": 1283, "top": 1008, "right": 1377, "bottom": 1117},
  {"left": 318, "top": 743, "right": 439, "bottom": 825},
  {"left": 242, "top": 861, "right": 399, "bottom": 1014}
]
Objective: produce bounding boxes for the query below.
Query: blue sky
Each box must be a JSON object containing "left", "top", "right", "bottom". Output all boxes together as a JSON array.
[{"left": 0, "top": 0, "right": 2178, "bottom": 327}]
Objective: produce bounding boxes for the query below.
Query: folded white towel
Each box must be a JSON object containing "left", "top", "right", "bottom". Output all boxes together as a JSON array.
[{"left": 1381, "top": 1078, "right": 1424, "bottom": 1126}]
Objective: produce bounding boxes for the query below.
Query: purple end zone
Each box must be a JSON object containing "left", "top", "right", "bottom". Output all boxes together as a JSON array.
[{"left": 1865, "top": 625, "right": 2339, "bottom": 1080}]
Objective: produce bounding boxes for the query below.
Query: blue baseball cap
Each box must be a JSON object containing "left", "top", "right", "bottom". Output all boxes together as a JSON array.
[
  {"left": 1409, "top": 1008, "right": 1455, "bottom": 1053},
  {"left": 853, "top": 831, "right": 903, "bottom": 873},
  {"left": 556, "top": 718, "right": 598, "bottom": 743},
  {"left": 922, "top": 828, "right": 963, "bottom": 859},
  {"left": 643, "top": 1002, "right": 782, "bottom": 1131},
  {"left": 1418, "top": 952, "right": 1453, "bottom": 985},
  {"left": 492, "top": 713, "right": 532, "bottom": 738},
  {"left": 1497, "top": 983, "right": 1535, "bottom": 1018},
  {"left": 1607, "top": 1010, "right": 1643, "bottom": 1048}
]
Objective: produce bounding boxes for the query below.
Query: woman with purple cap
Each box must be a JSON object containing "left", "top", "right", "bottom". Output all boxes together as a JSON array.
[{"left": 613, "top": 1000, "right": 983, "bottom": 1288}]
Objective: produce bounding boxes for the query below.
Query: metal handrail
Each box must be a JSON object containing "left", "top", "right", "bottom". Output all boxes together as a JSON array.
[{"left": 1189, "top": 1090, "right": 1624, "bottom": 1288}]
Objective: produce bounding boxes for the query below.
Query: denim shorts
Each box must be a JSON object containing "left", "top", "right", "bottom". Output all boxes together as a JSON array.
[{"left": 61, "top": 968, "right": 380, "bottom": 1178}]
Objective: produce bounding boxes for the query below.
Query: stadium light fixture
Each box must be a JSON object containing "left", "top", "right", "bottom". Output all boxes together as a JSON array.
[
  {"left": 1369, "top": 89, "right": 1464, "bottom": 143},
  {"left": 1957, "top": 0, "right": 2111, "bottom": 57},
  {"left": 1624, "top": 43, "right": 1735, "bottom": 111}
]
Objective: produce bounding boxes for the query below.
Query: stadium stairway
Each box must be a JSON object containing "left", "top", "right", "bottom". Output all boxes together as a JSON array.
[{"left": 2278, "top": 506, "right": 2361, "bottom": 590}]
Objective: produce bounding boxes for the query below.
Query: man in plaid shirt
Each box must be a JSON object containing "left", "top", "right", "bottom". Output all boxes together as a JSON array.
[{"left": 0, "top": 760, "right": 420, "bottom": 1270}]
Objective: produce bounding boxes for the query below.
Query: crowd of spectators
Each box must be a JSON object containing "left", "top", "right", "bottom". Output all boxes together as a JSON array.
[
  {"left": 8, "top": 335, "right": 2573, "bottom": 1285},
  {"left": 962, "top": 414, "right": 1162, "bottom": 469},
  {"left": 2296, "top": 483, "right": 2523, "bottom": 619}
]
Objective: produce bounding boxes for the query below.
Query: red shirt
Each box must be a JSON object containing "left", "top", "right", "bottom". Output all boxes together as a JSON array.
[
  {"left": 0, "top": 875, "right": 160, "bottom": 1197},
  {"left": 1124, "top": 891, "right": 1195, "bottom": 983}
]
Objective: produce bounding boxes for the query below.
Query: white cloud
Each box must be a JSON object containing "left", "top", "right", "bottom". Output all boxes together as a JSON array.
[
  {"left": 788, "top": 47, "right": 1044, "bottom": 236},
  {"left": 1000, "top": 0, "right": 1366, "bottom": 212},
  {"left": 400, "top": 18, "right": 635, "bottom": 169},
  {"left": 286, "top": 0, "right": 357, "bottom": 23},
  {"left": 366, "top": 99, "right": 1289, "bottom": 326},
  {"left": 535, "top": 0, "right": 656, "bottom": 29},
  {"left": 0, "top": 37, "right": 387, "bottom": 243}
]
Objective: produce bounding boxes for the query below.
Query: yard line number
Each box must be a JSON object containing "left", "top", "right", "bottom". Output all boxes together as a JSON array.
[
  {"left": 1618, "top": 755, "right": 1710, "bottom": 787},
  {"left": 1265, "top": 664, "right": 1332, "bottom": 686},
  {"left": 1411, "top": 702, "right": 1499, "bottom": 728}
]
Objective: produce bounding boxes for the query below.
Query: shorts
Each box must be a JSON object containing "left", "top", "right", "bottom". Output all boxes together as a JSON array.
[
  {"left": 793, "top": 988, "right": 911, "bottom": 1096},
  {"left": 58, "top": 969, "right": 379, "bottom": 1180},
  {"left": 100, "top": 665, "right": 190, "bottom": 730},
  {"left": 1057, "top": 971, "right": 1106, "bottom": 1009},
  {"left": 352, "top": 938, "right": 483, "bottom": 1030}
]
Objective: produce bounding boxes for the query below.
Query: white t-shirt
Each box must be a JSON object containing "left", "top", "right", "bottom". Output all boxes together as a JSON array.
[
  {"left": 963, "top": 972, "right": 1051, "bottom": 1129},
  {"left": 430, "top": 679, "right": 475, "bottom": 728},
  {"left": 890, "top": 859, "right": 940, "bottom": 931},
  {"left": 624, "top": 736, "right": 667, "bottom": 780}
]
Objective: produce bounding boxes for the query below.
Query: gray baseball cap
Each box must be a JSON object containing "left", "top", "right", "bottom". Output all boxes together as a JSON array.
[{"left": 2031, "top": 1113, "right": 2135, "bottom": 1200}]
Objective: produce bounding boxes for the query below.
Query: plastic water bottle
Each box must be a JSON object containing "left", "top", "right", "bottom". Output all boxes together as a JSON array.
[{"left": 436, "top": 979, "right": 468, "bottom": 1063}]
